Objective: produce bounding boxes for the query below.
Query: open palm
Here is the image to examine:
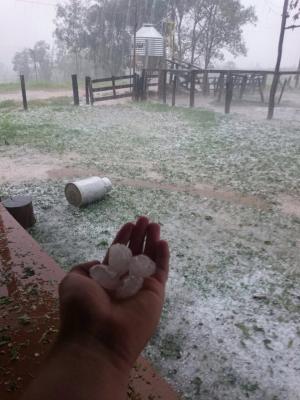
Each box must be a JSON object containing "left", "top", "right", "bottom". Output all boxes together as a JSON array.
[{"left": 58, "top": 216, "right": 169, "bottom": 370}]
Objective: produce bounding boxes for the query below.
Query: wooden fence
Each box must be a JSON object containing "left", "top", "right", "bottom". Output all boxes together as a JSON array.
[
  {"left": 86, "top": 74, "right": 137, "bottom": 104},
  {"left": 141, "top": 68, "right": 300, "bottom": 114},
  {"left": 15, "top": 69, "right": 300, "bottom": 112}
]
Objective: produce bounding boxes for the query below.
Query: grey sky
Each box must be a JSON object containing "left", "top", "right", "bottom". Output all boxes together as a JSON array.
[{"left": 0, "top": 0, "right": 299, "bottom": 77}]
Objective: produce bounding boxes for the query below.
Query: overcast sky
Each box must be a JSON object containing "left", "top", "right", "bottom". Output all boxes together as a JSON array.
[{"left": 0, "top": 0, "right": 299, "bottom": 76}]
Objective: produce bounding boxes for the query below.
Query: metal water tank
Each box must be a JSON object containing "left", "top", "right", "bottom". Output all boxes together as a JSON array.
[{"left": 134, "top": 24, "right": 165, "bottom": 69}]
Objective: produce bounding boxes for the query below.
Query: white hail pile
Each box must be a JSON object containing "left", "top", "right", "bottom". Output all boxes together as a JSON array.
[{"left": 90, "top": 244, "right": 156, "bottom": 299}]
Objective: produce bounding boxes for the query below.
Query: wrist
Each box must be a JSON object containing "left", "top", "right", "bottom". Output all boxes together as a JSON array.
[{"left": 52, "top": 334, "right": 131, "bottom": 380}]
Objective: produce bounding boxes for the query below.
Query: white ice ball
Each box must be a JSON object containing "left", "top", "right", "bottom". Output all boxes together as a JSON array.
[
  {"left": 129, "top": 255, "right": 156, "bottom": 278},
  {"left": 115, "top": 275, "right": 144, "bottom": 299},
  {"left": 109, "top": 244, "right": 132, "bottom": 275},
  {"left": 90, "top": 264, "right": 121, "bottom": 291}
]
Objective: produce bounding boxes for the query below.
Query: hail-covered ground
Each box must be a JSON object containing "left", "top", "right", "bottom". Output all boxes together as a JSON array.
[{"left": 0, "top": 98, "right": 300, "bottom": 400}]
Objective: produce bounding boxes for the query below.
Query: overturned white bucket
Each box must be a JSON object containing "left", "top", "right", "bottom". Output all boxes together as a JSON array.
[{"left": 65, "top": 177, "right": 112, "bottom": 207}]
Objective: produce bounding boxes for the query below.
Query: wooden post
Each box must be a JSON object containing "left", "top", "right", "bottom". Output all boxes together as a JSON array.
[
  {"left": 112, "top": 76, "right": 116, "bottom": 98},
  {"left": 225, "top": 73, "right": 233, "bottom": 114},
  {"left": 20, "top": 75, "right": 28, "bottom": 111},
  {"left": 71, "top": 74, "right": 79, "bottom": 106},
  {"left": 172, "top": 75, "right": 177, "bottom": 106},
  {"left": 189, "top": 70, "right": 196, "bottom": 107},
  {"left": 132, "top": 73, "right": 138, "bottom": 101},
  {"left": 218, "top": 72, "right": 225, "bottom": 102},
  {"left": 141, "top": 69, "right": 147, "bottom": 100},
  {"left": 278, "top": 78, "right": 288, "bottom": 104},
  {"left": 2, "top": 195, "right": 35, "bottom": 229},
  {"left": 295, "top": 58, "right": 300, "bottom": 88},
  {"left": 89, "top": 79, "right": 94, "bottom": 105},
  {"left": 162, "top": 69, "right": 167, "bottom": 104},
  {"left": 239, "top": 75, "right": 247, "bottom": 100},
  {"left": 202, "top": 70, "right": 209, "bottom": 96},
  {"left": 258, "top": 79, "right": 265, "bottom": 103},
  {"left": 262, "top": 73, "right": 267, "bottom": 89},
  {"left": 85, "top": 76, "right": 90, "bottom": 105}
]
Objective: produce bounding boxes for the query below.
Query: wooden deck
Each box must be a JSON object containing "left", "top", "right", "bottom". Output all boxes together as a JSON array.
[{"left": 0, "top": 204, "right": 178, "bottom": 399}]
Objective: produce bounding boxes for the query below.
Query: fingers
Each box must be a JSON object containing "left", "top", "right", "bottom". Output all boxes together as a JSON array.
[
  {"left": 153, "top": 240, "right": 169, "bottom": 285},
  {"left": 144, "top": 223, "right": 160, "bottom": 261},
  {"left": 69, "top": 260, "right": 100, "bottom": 277},
  {"left": 129, "top": 216, "right": 149, "bottom": 255},
  {"left": 103, "top": 222, "right": 134, "bottom": 264}
]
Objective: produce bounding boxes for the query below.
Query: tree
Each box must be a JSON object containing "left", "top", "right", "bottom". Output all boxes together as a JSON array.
[
  {"left": 54, "top": 0, "right": 87, "bottom": 75},
  {"left": 194, "top": 0, "right": 257, "bottom": 68},
  {"left": 12, "top": 50, "right": 31, "bottom": 79},
  {"left": 29, "top": 41, "right": 52, "bottom": 81},
  {"left": 267, "top": 0, "right": 300, "bottom": 119},
  {"left": 84, "top": 0, "right": 168, "bottom": 75}
]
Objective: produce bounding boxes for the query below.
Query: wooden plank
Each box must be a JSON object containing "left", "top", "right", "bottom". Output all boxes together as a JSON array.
[
  {"left": 93, "top": 93, "right": 133, "bottom": 102},
  {"left": 92, "top": 77, "right": 114, "bottom": 84},
  {"left": 145, "top": 68, "right": 300, "bottom": 75},
  {"left": 93, "top": 83, "right": 133, "bottom": 93},
  {"left": 113, "top": 74, "right": 134, "bottom": 81},
  {"left": 20, "top": 75, "right": 28, "bottom": 111},
  {"left": 71, "top": 74, "right": 79, "bottom": 106}
]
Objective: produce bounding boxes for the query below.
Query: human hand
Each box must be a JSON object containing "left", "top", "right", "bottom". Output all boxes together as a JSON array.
[{"left": 57, "top": 216, "right": 169, "bottom": 373}]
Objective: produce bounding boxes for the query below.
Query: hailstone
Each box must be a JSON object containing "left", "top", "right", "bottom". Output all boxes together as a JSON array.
[
  {"left": 108, "top": 244, "right": 132, "bottom": 275},
  {"left": 90, "top": 264, "right": 121, "bottom": 290},
  {"left": 115, "top": 275, "right": 144, "bottom": 299},
  {"left": 90, "top": 244, "right": 157, "bottom": 299},
  {"left": 129, "top": 255, "right": 156, "bottom": 278}
]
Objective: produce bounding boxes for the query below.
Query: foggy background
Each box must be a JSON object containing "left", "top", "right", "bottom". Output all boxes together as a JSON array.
[{"left": 0, "top": 0, "right": 299, "bottom": 81}]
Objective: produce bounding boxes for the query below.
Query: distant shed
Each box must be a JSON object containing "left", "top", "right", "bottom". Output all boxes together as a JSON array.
[{"left": 133, "top": 23, "right": 165, "bottom": 70}]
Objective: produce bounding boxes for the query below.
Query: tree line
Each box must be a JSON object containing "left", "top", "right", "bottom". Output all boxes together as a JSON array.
[{"left": 13, "top": 0, "right": 257, "bottom": 81}]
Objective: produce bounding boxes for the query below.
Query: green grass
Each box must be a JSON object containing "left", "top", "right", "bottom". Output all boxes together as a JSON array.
[
  {"left": 0, "top": 100, "right": 18, "bottom": 109},
  {"left": 0, "top": 81, "right": 71, "bottom": 93}
]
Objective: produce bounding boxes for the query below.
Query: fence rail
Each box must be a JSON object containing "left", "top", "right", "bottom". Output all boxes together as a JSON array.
[{"left": 87, "top": 74, "right": 136, "bottom": 103}]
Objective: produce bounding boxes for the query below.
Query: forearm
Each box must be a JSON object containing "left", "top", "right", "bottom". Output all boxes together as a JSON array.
[{"left": 21, "top": 340, "right": 130, "bottom": 400}]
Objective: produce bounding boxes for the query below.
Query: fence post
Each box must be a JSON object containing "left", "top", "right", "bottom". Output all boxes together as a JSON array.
[
  {"left": 132, "top": 73, "right": 138, "bottom": 101},
  {"left": 112, "top": 76, "right": 116, "bottom": 98},
  {"left": 225, "top": 73, "right": 233, "bottom": 114},
  {"left": 140, "top": 69, "right": 146, "bottom": 100},
  {"left": 172, "top": 75, "right": 177, "bottom": 106},
  {"left": 258, "top": 79, "right": 265, "bottom": 103},
  {"left": 162, "top": 69, "right": 167, "bottom": 104},
  {"left": 202, "top": 70, "right": 209, "bottom": 96},
  {"left": 190, "top": 70, "right": 196, "bottom": 107},
  {"left": 89, "top": 79, "right": 94, "bottom": 105},
  {"left": 20, "top": 75, "right": 28, "bottom": 111},
  {"left": 218, "top": 72, "right": 224, "bottom": 102},
  {"left": 262, "top": 73, "right": 267, "bottom": 89},
  {"left": 85, "top": 76, "right": 91, "bottom": 105},
  {"left": 72, "top": 74, "right": 79, "bottom": 106},
  {"left": 277, "top": 78, "right": 288, "bottom": 105},
  {"left": 239, "top": 75, "right": 247, "bottom": 100}
]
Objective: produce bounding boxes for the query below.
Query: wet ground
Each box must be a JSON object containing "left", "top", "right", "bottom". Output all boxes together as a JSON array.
[{"left": 0, "top": 98, "right": 299, "bottom": 399}]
